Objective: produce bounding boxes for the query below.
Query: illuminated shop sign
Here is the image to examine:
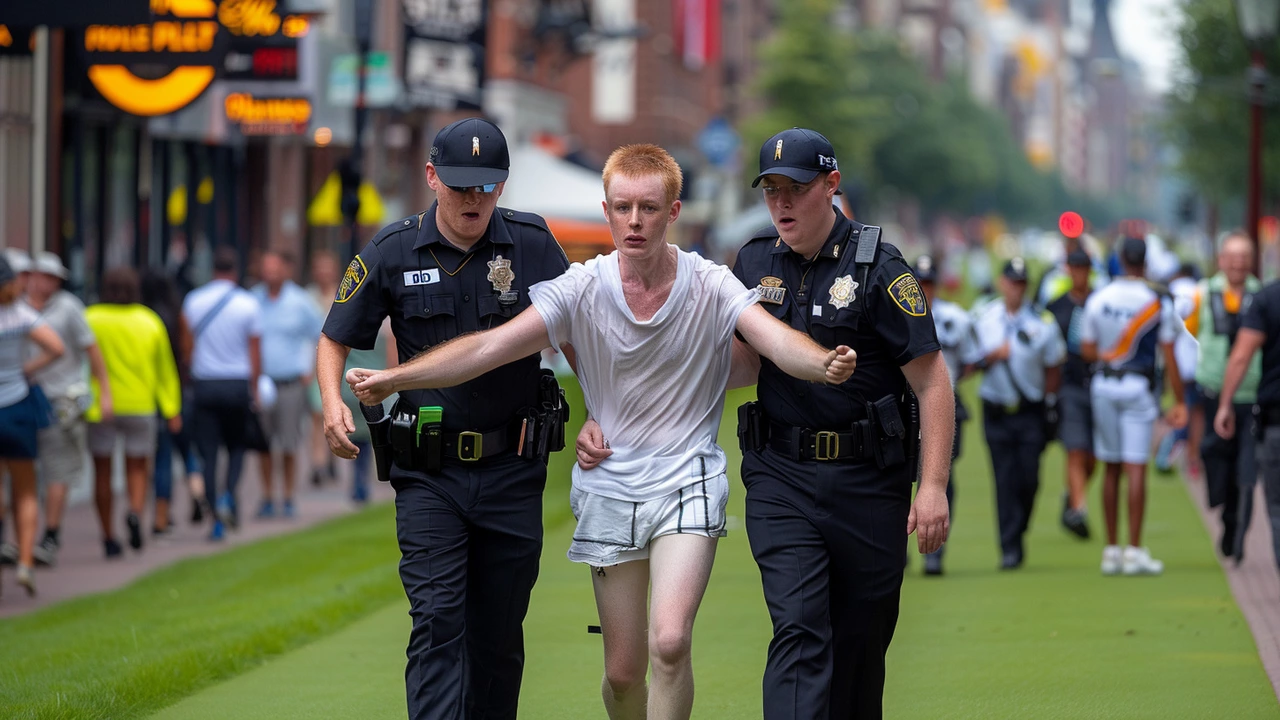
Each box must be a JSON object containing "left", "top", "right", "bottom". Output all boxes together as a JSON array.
[{"left": 224, "top": 93, "right": 311, "bottom": 135}]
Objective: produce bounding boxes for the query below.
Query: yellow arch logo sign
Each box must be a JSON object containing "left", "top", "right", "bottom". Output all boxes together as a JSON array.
[{"left": 84, "top": 0, "right": 223, "bottom": 116}]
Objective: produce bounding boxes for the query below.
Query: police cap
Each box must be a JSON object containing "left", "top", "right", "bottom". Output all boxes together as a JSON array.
[
  {"left": 752, "top": 128, "right": 840, "bottom": 188},
  {"left": 1119, "top": 236, "right": 1146, "bottom": 267},
  {"left": 1003, "top": 257, "right": 1029, "bottom": 283},
  {"left": 430, "top": 117, "right": 510, "bottom": 188},
  {"left": 1066, "top": 248, "right": 1092, "bottom": 268},
  {"left": 913, "top": 254, "right": 938, "bottom": 283}
]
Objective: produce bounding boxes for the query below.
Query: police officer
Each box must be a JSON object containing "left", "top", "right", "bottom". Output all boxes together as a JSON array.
[
  {"left": 914, "top": 254, "right": 973, "bottom": 576},
  {"left": 1214, "top": 271, "right": 1280, "bottom": 579},
  {"left": 1187, "top": 233, "right": 1260, "bottom": 560},
  {"left": 733, "top": 128, "right": 953, "bottom": 719},
  {"left": 316, "top": 117, "right": 570, "bottom": 720},
  {"left": 972, "top": 258, "right": 1066, "bottom": 569},
  {"left": 1045, "top": 249, "right": 1096, "bottom": 539}
]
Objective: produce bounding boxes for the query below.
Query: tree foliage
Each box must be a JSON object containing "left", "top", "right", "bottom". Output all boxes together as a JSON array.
[
  {"left": 1166, "top": 0, "right": 1280, "bottom": 206},
  {"left": 745, "top": 0, "right": 1120, "bottom": 227}
]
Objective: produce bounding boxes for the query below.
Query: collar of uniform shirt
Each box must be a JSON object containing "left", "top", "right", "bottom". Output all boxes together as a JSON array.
[
  {"left": 769, "top": 206, "right": 854, "bottom": 260},
  {"left": 411, "top": 202, "right": 515, "bottom": 251}
]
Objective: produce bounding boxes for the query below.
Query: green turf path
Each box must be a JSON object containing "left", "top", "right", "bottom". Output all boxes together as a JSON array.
[{"left": 145, "top": 385, "right": 1277, "bottom": 719}]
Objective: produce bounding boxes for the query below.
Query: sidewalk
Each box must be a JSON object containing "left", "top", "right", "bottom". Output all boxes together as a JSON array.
[
  {"left": 0, "top": 453, "right": 393, "bottom": 618},
  {"left": 1183, "top": 472, "right": 1280, "bottom": 702}
]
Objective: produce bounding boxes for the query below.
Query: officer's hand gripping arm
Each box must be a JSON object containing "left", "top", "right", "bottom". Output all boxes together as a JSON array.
[
  {"left": 350, "top": 306, "right": 554, "bottom": 404},
  {"left": 902, "top": 350, "right": 953, "bottom": 555},
  {"left": 734, "top": 304, "right": 855, "bottom": 384}
]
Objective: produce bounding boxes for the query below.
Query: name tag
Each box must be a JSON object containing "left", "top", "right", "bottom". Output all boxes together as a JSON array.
[{"left": 403, "top": 269, "right": 440, "bottom": 287}]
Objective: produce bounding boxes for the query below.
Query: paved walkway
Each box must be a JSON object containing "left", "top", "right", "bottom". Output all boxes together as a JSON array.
[
  {"left": 1184, "top": 472, "right": 1280, "bottom": 702},
  {"left": 0, "top": 452, "right": 393, "bottom": 618}
]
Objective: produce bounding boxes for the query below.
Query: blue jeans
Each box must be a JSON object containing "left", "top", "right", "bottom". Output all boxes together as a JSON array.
[
  {"left": 154, "top": 418, "right": 203, "bottom": 502},
  {"left": 353, "top": 440, "right": 372, "bottom": 500}
]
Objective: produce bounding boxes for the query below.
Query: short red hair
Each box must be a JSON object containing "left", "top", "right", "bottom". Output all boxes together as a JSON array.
[{"left": 602, "top": 144, "right": 683, "bottom": 205}]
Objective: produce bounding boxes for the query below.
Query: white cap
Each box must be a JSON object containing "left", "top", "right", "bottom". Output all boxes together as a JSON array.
[
  {"left": 32, "top": 251, "right": 68, "bottom": 279},
  {"left": 3, "top": 248, "right": 32, "bottom": 273}
]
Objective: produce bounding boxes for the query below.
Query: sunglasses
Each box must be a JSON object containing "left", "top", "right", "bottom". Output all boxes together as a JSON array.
[{"left": 446, "top": 183, "right": 498, "bottom": 194}]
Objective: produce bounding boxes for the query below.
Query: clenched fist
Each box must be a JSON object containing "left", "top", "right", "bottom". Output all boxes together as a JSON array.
[{"left": 824, "top": 345, "right": 857, "bottom": 384}]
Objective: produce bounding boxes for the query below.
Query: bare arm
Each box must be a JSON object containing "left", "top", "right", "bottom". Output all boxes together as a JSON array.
[
  {"left": 727, "top": 337, "right": 762, "bottom": 390},
  {"left": 351, "top": 305, "right": 553, "bottom": 404},
  {"left": 85, "top": 343, "right": 114, "bottom": 421},
  {"left": 1215, "top": 328, "right": 1265, "bottom": 438},
  {"left": 1161, "top": 342, "right": 1187, "bottom": 428},
  {"left": 317, "top": 333, "right": 358, "bottom": 458},
  {"left": 179, "top": 315, "right": 193, "bottom": 372},
  {"left": 902, "top": 350, "right": 953, "bottom": 555},
  {"left": 248, "top": 335, "right": 262, "bottom": 406},
  {"left": 1080, "top": 341, "right": 1098, "bottom": 364},
  {"left": 23, "top": 324, "right": 65, "bottom": 378},
  {"left": 1044, "top": 365, "right": 1062, "bottom": 396},
  {"left": 734, "top": 304, "right": 854, "bottom": 384}
]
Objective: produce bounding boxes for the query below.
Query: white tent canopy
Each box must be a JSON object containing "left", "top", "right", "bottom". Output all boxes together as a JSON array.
[{"left": 500, "top": 145, "right": 606, "bottom": 223}]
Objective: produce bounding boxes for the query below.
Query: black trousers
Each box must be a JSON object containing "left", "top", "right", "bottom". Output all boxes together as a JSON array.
[
  {"left": 742, "top": 447, "right": 911, "bottom": 720},
  {"left": 391, "top": 453, "right": 545, "bottom": 720},
  {"left": 983, "top": 403, "right": 1046, "bottom": 558},
  {"left": 190, "top": 379, "right": 251, "bottom": 518},
  {"left": 1199, "top": 396, "right": 1256, "bottom": 552}
]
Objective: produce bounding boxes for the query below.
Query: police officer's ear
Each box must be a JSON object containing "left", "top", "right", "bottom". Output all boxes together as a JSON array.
[
  {"left": 425, "top": 163, "right": 441, "bottom": 191},
  {"left": 825, "top": 170, "right": 842, "bottom": 200}
]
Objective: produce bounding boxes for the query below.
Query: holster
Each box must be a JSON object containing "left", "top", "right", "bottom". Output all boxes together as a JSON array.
[
  {"left": 865, "top": 395, "right": 908, "bottom": 470},
  {"left": 737, "top": 401, "right": 765, "bottom": 454},
  {"left": 368, "top": 415, "right": 393, "bottom": 484}
]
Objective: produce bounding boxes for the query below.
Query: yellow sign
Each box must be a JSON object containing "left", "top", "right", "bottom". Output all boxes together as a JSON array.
[
  {"left": 224, "top": 93, "right": 311, "bottom": 134},
  {"left": 307, "top": 171, "right": 385, "bottom": 227}
]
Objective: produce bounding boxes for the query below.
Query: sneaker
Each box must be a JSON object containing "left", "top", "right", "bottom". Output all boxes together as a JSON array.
[
  {"left": 103, "top": 538, "right": 124, "bottom": 559},
  {"left": 1000, "top": 550, "right": 1023, "bottom": 570},
  {"left": 32, "top": 537, "right": 58, "bottom": 567},
  {"left": 1062, "top": 508, "right": 1091, "bottom": 540},
  {"left": 126, "top": 512, "right": 143, "bottom": 551},
  {"left": 1101, "top": 545, "right": 1123, "bottom": 575},
  {"left": 256, "top": 500, "right": 276, "bottom": 519},
  {"left": 282, "top": 499, "right": 296, "bottom": 519},
  {"left": 0, "top": 543, "right": 17, "bottom": 566},
  {"left": 209, "top": 520, "right": 225, "bottom": 542},
  {"left": 923, "top": 553, "right": 944, "bottom": 576},
  {"left": 1121, "top": 546, "right": 1163, "bottom": 576},
  {"left": 15, "top": 564, "right": 35, "bottom": 597},
  {"left": 191, "top": 499, "right": 205, "bottom": 524},
  {"left": 216, "top": 493, "right": 238, "bottom": 530}
]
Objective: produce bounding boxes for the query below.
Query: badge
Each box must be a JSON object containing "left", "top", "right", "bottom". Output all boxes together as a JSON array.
[
  {"left": 828, "top": 274, "right": 858, "bottom": 310},
  {"left": 755, "top": 276, "right": 787, "bottom": 305},
  {"left": 888, "top": 272, "right": 927, "bottom": 316},
  {"left": 334, "top": 257, "right": 367, "bottom": 304},
  {"left": 487, "top": 255, "right": 518, "bottom": 305}
]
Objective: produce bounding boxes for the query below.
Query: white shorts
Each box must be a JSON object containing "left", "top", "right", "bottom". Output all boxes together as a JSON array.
[
  {"left": 1091, "top": 375, "right": 1159, "bottom": 465},
  {"left": 568, "top": 474, "right": 729, "bottom": 567}
]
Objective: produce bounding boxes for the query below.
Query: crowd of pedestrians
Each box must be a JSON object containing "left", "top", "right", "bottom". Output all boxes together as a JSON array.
[{"left": 0, "top": 246, "right": 361, "bottom": 599}]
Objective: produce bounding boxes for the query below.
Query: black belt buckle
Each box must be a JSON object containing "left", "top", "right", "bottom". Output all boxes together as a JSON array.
[
  {"left": 458, "top": 431, "right": 483, "bottom": 461},
  {"left": 813, "top": 430, "right": 839, "bottom": 461}
]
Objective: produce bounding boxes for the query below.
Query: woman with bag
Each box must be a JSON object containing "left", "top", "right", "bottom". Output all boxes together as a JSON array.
[
  {"left": 0, "top": 254, "right": 64, "bottom": 596},
  {"left": 85, "top": 268, "right": 183, "bottom": 558}
]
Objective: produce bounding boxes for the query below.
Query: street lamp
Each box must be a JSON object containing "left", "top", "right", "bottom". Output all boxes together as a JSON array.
[{"left": 1235, "top": 0, "right": 1279, "bottom": 269}]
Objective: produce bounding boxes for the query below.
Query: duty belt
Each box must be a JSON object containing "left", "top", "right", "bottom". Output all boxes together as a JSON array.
[
  {"left": 766, "top": 420, "right": 865, "bottom": 462},
  {"left": 440, "top": 420, "right": 522, "bottom": 462}
]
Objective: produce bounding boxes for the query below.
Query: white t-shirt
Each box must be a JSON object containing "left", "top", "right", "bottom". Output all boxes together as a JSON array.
[
  {"left": 0, "top": 301, "right": 41, "bottom": 407},
  {"left": 1169, "top": 276, "right": 1199, "bottom": 382},
  {"left": 182, "top": 279, "right": 263, "bottom": 381},
  {"left": 529, "top": 248, "right": 759, "bottom": 502},
  {"left": 1081, "top": 277, "right": 1180, "bottom": 398}
]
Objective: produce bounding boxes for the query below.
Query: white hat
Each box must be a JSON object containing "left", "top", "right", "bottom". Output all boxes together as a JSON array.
[
  {"left": 32, "top": 251, "right": 68, "bottom": 279},
  {"left": 3, "top": 248, "right": 32, "bottom": 273}
]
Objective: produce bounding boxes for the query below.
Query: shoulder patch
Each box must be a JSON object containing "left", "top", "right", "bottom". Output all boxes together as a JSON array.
[
  {"left": 335, "top": 257, "right": 368, "bottom": 304},
  {"left": 500, "top": 208, "right": 551, "bottom": 234},
  {"left": 887, "top": 272, "right": 927, "bottom": 316}
]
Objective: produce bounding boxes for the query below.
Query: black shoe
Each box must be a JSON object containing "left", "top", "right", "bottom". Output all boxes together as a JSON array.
[
  {"left": 1000, "top": 550, "right": 1023, "bottom": 570},
  {"left": 191, "top": 500, "right": 204, "bottom": 524},
  {"left": 1220, "top": 527, "right": 1237, "bottom": 558},
  {"left": 103, "top": 538, "right": 123, "bottom": 558},
  {"left": 924, "top": 553, "right": 944, "bottom": 576},
  {"left": 1062, "top": 508, "right": 1091, "bottom": 540},
  {"left": 126, "top": 513, "right": 143, "bottom": 551},
  {"left": 32, "top": 536, "right": 58, "bottom": 567},
  {"left": 0, "top": 543, "right": 17, "bottom": 566}
]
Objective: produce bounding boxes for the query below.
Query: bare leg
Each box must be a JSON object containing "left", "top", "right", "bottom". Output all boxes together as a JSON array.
[
  {"left": 282, "top": 452, "right": 296, "bottom": 502},
  {"left": 93, "top": 456, "right": 114, "bottom": 540},
  {"left": 1103, "top": 463, "right": 1123, "bottom": 546},
  {"left": 45, "top": 482, "right": 68, "bottom": 533},
  {"left": 259, "top": 451, "right": 274, "bottom": 504},
  {"left": 647, "top": 534, "right": 718, "bottom": 720},
  {"left": 1067, "top": 450, "right": 1093, "bottom": 509},
  {"left": 591, "top": 560, "right": 650, "bottom": 720},
  {"left": 9, "top": 460, "right": 39, "bottom": 567},
  {"left": 125, "top": 457, "right": 149, "bottom": 515},
  {"left": 1125, "top": 462, "right": 1148, "bottom": 547}
]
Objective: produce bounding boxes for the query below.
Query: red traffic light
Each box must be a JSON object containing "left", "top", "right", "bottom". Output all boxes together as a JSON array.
[{"left": 1058, "top": 211, "right": 1084, "bottom": 239}]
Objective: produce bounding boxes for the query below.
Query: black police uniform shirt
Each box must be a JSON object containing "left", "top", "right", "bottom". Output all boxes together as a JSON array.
[
  {"left": 732, "top": 207, "right": 941, "bottom": 429},
  {"left": 1241, "top": 280, "right": 1280, "bottom": 408},
  {"left": 1046, "top": 292, "right": 1090, "bottom": 389},
  {"left": 322, "top": 203, "right": 570, "bottom": 432}
]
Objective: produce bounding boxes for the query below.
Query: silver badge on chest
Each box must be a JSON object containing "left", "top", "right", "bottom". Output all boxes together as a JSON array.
[{"left": 828, "top": 275, "right": 858, "bottom": 310}]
